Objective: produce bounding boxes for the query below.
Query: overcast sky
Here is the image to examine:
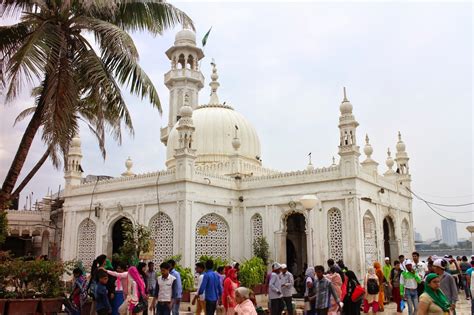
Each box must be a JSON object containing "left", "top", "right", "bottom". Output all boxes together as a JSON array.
[{"left": 0, "top": 1, "right": 472, "bottom": 239}]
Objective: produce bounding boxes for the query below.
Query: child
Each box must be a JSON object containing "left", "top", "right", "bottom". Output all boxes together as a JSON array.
[{"left": 95, "top": 269, "right": 112, "bottom": 315}]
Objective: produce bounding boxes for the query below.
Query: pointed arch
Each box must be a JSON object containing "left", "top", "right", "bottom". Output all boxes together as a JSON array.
[
  {"left": 195, "top": 213, "right": 229, "bottom": 262},
  {"left": 363, "top": 210, "right": 377, "bottom": 267},
  {"left": 251, "top": 213, "right": 263, "bottom": 247},
  {"left": 328, "top": 208, "right": 343, "bottom": 261},
  {"left": 77, "top": 218, "right": 96, "bottom": 268},
  {"left": 401, "top": 219, "right": 410, "bottom": 255},
  {"left": 149, "top": 212, "right": 174, "bottom": 265}
]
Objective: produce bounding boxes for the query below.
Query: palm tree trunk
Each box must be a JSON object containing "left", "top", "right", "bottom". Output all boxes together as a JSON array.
[
  {"left": 11, "top": 148, "right": 50, "bottom": 199},
  {"left": 0, "top": 99, "right": 45, "bottom": 210}
]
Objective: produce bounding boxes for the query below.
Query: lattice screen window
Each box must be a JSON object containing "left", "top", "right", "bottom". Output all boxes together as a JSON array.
[
  {"left": 150, "top": 212, "right": 174, "bottom": 265},
  {"left": 328, "top": 208, "right": 343, "bottom": 261},
  {"left": 195, "top": 213, "right": 229, "bottom": 261},
  {"left": 251, "top": 214, "right": 263, "bottom": 245},
  {"left": 363, "top": 213, "right": 377, "bottom": 267},
  {"left": 401, "top": 219, "right": 410, "bottom": 255},
  {"left": 77, "top": 219, "right": 96, "bottom": 269}
]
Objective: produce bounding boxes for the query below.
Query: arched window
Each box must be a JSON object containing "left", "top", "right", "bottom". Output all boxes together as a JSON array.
[
  {"left": 195, "top": 213, "right": 229, "bottom": 261},
  {"left": 77, "top": 219, "right": 96, "bottom": 269},
  {"left": 177, "top": 54, "right": 186, "bottom": 69},
  {"left": 187, "top": 55, "right": 194, "bottom": 70},
  {"left": 401, "top": 219, "right": 410, "bottom": 254},
  {"left": 363, "top": 211, "right": 377, "bottom": 267},
  {"left": 251, "top": 214, "right": 263, "bottom": 245},
  {"left": 150, "top": 212, "right": 174, "bottom": 265},
  {"left": 328, "top": 208, "right": 343, "bottom": 261}
]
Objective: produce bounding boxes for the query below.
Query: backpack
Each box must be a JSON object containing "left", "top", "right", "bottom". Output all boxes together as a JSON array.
[{"left": 367, "top": 278, "right": 379, "bottom": 294}]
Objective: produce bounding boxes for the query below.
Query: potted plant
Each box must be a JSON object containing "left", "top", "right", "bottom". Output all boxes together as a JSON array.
[{"left": 239, "top": 257, "right": 266, "bottom": 295}]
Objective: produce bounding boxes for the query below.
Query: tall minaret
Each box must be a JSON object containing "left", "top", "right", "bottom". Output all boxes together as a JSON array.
[
  {"left": 338, "top": 87, "right": 360, "bottom": 176},
  {"left": 395, "top": 131, "right": 411, "bottom": 186},
  {"left": 160, "top": 28, "right": 205, "bottom": 145},
  {"left": 64, "top": 134, "right": 83, "bottom": 187}
]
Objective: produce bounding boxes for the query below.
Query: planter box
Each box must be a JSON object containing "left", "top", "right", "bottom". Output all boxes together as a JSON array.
[
  {"left": 252, "top": 284, "right": 265, "bottom": 295},
  {"left": 0, "top": 299, "right": 6, "bottom": 315},
  {"left": 181, "top": 291, "right": 191, "bottom": 303},
  {"left": 39, "top": 298, "right": 64, "bottom": 314},
  {"left": 6, "top": 299, "right": 39, "bottom": 315}
]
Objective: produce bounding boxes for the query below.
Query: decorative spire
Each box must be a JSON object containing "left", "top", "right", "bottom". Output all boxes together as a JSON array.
[
  {"left": 209, "top": 59, "right": 220, "bottom": 105},
  {"left": 122, "top": 157, "right": 135, "bottom": 177},
  {"left": 343, "top": 86, "right": 348, "bottom": 102},
  {"left": 306, "top": 152, "right": 314, "bottom": 171},
  {"left": 331, "top": 156, "right": 337, "bottom": 166},
  {"left": 384, "top": 147, "right": 395, "bottom": 175},
  {"left": 363, "top": 134, "right": 373, "bottom": 159}
]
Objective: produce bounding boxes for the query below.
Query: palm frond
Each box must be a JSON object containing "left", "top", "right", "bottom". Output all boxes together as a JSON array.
[{"left": 14, "top": 106, "right": 37, "bottom": 125}]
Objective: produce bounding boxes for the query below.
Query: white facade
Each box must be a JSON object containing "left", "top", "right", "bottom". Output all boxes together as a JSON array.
[{"left": 60, "top": 29, "right": 415, "bottom": 277}]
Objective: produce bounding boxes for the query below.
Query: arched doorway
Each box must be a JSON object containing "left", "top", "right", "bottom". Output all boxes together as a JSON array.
[
  {"left": 383, "top": 216, "right": 397, "bottom": 262},
  {"left": 112, "top": 217, "right": 132, "bottom": 255},
  {"left": 286, "top": 213, "right": 307, "bottom": 276}
]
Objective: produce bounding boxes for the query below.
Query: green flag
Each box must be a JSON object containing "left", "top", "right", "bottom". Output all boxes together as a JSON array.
[{"left": 202, "top": 27, "right": 212, "bottom": 47}]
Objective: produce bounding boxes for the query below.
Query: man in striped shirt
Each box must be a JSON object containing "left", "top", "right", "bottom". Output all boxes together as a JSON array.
[{"left": 311, "top": 265, "right": 343, "bottom": 315}]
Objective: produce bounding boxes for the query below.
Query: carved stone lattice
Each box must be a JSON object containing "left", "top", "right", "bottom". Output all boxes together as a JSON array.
[
  {"left": 328, "top": 208, "right": 343, "bottom": 261},
  {"left": 150, "top": 212, "right": 174, "bottom": 265},
  {"left": 195, "top": 213, "right": 229, "bottom": 261},
  {"left": 251, "top": 214, "right": 263, "bottom": 245},
  {"left": 77, "top": 219, "right": 96, "bottom": 268},
  {"left": 363, "top": 213, "right": 378, "bottom": 267},
  {"left": 401, "top": 219, "right": 410, "bottom": 254}
]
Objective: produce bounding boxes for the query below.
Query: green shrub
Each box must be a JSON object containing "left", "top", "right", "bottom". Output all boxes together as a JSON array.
[
  {"left": 198, "top": 255, "right": 228, "bottom": 270},
  {"left": 253, "top": 237, "right": 270, "bottom": 266},
  {"left": 239, "top": 257, "right": 266, "bottom": 288}
]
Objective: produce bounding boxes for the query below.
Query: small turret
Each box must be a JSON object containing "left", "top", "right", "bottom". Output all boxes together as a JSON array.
[
  {"left": 65, "top": 133, "right": 83, "bottom": 187},
  {"left": 361, "top": 134, "right": 378, "bottom": 173},
  {"left": 337, "top": 87, "right": 360, "bottom": 176}
]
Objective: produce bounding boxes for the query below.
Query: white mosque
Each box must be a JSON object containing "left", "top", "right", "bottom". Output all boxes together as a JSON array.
[{"left": 60, "top": 29, "right": 414, "bottom": 277}]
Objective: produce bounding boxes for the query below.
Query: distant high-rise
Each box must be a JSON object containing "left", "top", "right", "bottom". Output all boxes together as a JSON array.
[
  {"left": 434, "top": 227, "right": 442, "bottom": 241},
  {"left": 441, "top": 220, "right": 458, "bottom": 246},
  {"left": 414, "top": 229, "right": 423, "bottom": 242}
]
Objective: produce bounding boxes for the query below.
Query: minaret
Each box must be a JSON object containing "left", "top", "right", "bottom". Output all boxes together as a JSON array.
[
  {"left": 338, "top": 87, "right": 360, "bottom": 176},
  {"left": 161, "top": 28, "right": 205, "bottom": 145},
  {"left": 65, "top": 134, "right": 83, "bottom": 187},
  {"left": 174, "top": 93, "right": 197, "bottom": 179},
  {"left": 361, "top": 134, "right": 378, "bottom": 173},
  {"left": 395, "top": 131, "right": 411, "bottom": 186}
]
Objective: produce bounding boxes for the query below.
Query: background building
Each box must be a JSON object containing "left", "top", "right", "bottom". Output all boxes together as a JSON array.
[
  {"left": 441, "top": 219, "right": 458, "bottom": 246},
  {"left": 435, "top": 226, "right": 442, "bottom": 241}
]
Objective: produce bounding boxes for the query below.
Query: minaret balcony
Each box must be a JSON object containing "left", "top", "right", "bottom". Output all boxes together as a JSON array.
[{"left": 164, "top": 69, "right": 204, "bottom": 88}]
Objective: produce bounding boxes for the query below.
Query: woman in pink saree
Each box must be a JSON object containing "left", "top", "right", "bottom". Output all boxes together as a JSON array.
[{"left": 325, "top": 267, "right": 343, "bottom": 315}]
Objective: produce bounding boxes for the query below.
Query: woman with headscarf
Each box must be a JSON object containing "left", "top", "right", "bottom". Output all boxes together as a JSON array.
[
  {"left": 363, "top": 267, "right": 379, "bottom": 314},
  {"left": 136, "top": 262, "right": 148, "bottom": 315},
  {"left": 89, "top": 254, "right": 108, "bottom": 315},
  {"left": 119, "top": 266, "right": 146, "bottom": 315},
  {"left": 223, "top": 268, "right": 240, "bottom": 315},
  {"left": 304, "top": 267, "right": 316, "bottom": 315},
  {"left": 373, "top": 262, "right": 385, "bottom": 312},
  {"left": 325, "top": 267, "right": 343, "bottom": 315},
  {"left": 341, "top": 270, "right": 362, "bottom": 315},
  {"left": 418, "top": 274, "right": 451, "bottom": 315},
  {"left": 234, "top": 287, "right": 257, "bottom": 315}
]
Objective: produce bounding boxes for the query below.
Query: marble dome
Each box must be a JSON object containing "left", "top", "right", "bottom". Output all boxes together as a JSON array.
[{"left": 166, "top": 104, "right": 261, "bottom": 167}]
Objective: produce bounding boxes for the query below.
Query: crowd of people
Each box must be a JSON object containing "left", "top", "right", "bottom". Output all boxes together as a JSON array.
[{"left": 65, "top": 252, "right": 474, "bottom": 315}]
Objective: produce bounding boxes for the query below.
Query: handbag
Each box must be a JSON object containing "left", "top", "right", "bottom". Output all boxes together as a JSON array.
[
  {"left": 132, "top": 293, "right": 148, "bottom": 314},
  {"left": 351, "top": 284, "right": 365, "bottom": 302}
]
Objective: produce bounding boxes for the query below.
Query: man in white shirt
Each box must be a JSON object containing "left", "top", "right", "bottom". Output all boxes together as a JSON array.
[
  {"left": 280, "top": 264, "right": 294, "bottom": 315},
  {"left": 152, "top": 262, "right": 178, "bottom": 315},
  {"left": 192, "top": 262, "right": 206, "bottom": 315},
  {"left": 269, "top": 262, "right": 283, "bottom": 315},
  {"left": 412, "top": 251, "right": 428, "bottom": 297}
]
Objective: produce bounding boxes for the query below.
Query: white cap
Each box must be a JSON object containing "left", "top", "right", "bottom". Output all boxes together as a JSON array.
[
  {"left": 281, "top": 264, "right": 287, "bottom": 269},
  {"left": 272, "top": 262, "right": 281, "bottom": 270},
  {"left": 433, "top": 259, "right": 445, "bottom": 269},
  {"left": 404, "top": 259, "right": 413, "bottom": 266},
  {"left": 384, "top": 257, "right": 390, "bottom": 261}
]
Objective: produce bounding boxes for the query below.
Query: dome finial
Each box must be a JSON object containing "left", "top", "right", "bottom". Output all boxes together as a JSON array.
[
  {"left": 209, "top": 59, "right": 220, "bottom": 105},
  {"left": 306, "top": 152, "right": 314, "bottom": 171},
  {"left": 339, "top": 86, "right": 353, "bottom": 114},
  {"left": 332, "top": 156, "right": 337, "bottom": 166},
  {"left": 343, "top": 86, "right": 348, "bottom": 102},
  {"left": 122, "top": 156, "right": 135, "bottom": 177},
  {"left": 363, "top": 134, "right": 373, "bottom": 159}
]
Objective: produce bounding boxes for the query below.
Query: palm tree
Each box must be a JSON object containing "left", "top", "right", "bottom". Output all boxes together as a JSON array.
[{"left": 0, "top": 0, "right": 193, "bottom": 208}]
